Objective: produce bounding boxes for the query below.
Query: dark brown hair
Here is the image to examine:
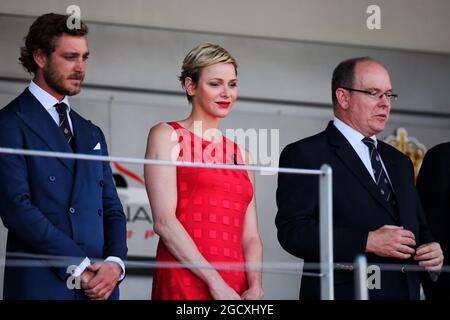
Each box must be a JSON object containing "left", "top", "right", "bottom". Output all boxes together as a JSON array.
[{"left": 19, "top": 13, "right": 88, "bottom": 74}]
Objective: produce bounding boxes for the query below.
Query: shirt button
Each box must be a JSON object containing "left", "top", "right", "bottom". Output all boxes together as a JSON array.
[
  {"left": 97, "top": 209, "right": 103, "bottom": 216},
  {"left": 48, "top": 175, "right": 56, "bottom": 182},
  {"left": 99, "top": 180, "right": 104, "bottom": 187},
  {"left": 69, "top": 207, "right": 76, "bottom": 214},
  {"left": 401, "top": 266, "right": 406, "bottom": 273}
]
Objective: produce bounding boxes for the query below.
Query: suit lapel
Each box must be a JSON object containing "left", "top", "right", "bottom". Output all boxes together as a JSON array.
[
  {"left": 15, "top": 89, "right": 74, "bottom": 173},
  {"left": 70, "top": 110, "right": 95, "bottom": 203},
  {"left": 71, "top": 110, "right": 93, "bottom": 156},
  {"left": 326, "top": 122, "right": 397, "bottom": 220}
]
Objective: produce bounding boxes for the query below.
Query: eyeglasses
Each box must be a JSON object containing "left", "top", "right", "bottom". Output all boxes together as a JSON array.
[{"left": 341, "top": 86, "right": 398, "bottom": 101}]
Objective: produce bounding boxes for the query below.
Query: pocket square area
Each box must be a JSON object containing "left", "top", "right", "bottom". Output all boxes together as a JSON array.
[{"left": 93, "top": 142, "right": 101, "bottom": 150}]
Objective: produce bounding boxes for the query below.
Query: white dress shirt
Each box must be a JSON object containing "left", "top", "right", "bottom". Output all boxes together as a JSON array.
[
  {"left": 28, "top": 81, "right": 125, "bottom": 280},
  {"left": 333, "top": 117, "right": 393, "bottom": 185},
  {"left": 28, "top": 80, "right": 73, "bottom": 132}
]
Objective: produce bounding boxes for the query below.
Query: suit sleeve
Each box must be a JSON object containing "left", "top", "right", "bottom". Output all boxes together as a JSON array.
[
  {"left": 0, "top": 113, "right": 86, "bottom": 280},
  {"left": 97, "top": 127, "right": 128, "bottom": 261},
  {"left": 276, "top": 143, "right": 368, "bottom": 263},
  {"left": 276, "top": 144, "right": 320, "bottom": 261}
]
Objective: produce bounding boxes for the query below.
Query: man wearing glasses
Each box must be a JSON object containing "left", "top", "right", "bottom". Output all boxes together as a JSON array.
[{"left": 276, "top": 57, "right": 444, "bottom": 300}]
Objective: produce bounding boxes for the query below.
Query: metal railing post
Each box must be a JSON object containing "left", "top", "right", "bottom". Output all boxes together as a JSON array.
[
  {"left": 319, "top": 164, "right": 334, "bottom": 300},
  {"left": 354, "top": 255, "right": 368, "bottom": 300}
]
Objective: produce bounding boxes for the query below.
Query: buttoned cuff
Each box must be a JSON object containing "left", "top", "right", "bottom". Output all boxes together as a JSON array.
[{"left": 105, "top": 256, "right": 126, "bottom": 281}]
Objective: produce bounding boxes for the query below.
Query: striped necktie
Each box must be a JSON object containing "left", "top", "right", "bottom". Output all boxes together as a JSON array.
[
  {"left": 54, "top": 102, "right": 74, "bottom": 149},
  {"left": 362, "top": 137, "right": 395, "bottom": 205}
]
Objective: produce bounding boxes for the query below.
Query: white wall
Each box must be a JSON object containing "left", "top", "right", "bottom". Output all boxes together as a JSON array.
[
  {"left": 1, "top": 0, "right": 450, "bottom": 53},
  {"left": 0, "top": 14, "right": 450, "bottom": 300}
]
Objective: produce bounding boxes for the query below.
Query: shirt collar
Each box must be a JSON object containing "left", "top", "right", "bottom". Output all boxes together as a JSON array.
[
  {"left": 333, "top": 117, "right": 378, "bottom": 147},
  {"left": 28, "top": 80, "right": 71, "bottom": 113}
]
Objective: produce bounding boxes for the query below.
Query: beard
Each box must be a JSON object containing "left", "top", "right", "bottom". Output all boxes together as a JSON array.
[{"left": 43, "top": 62, "right": 84, "bottom": 97}]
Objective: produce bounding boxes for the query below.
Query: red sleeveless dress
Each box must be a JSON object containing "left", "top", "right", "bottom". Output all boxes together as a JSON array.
[{"left": 151, "top": 122, "right": 254, "bottom": 300}]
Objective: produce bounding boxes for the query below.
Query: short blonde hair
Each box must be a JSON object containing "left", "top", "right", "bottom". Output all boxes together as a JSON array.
[{"left": 179, "top": 42, "right": 238, "bottom": 103}]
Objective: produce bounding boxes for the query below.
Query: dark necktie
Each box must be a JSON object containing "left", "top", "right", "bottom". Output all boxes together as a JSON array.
[
  {"left": 54, "top": 102, "right": 74, "bottom": 149},
  {"left": 362, "top": 137, "right": 395, "bottom": 205}
]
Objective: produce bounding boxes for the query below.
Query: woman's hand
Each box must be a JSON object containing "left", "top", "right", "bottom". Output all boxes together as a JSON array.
[{"left": 241, "top": 286, "right": 264, "bottom": 300}]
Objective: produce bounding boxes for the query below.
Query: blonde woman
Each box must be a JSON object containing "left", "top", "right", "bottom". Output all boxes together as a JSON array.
[{"left": 144, "top": 43, "right": 263, "bottom": 300}]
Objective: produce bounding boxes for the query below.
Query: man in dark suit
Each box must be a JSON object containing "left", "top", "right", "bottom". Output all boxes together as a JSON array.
[
  {"left": 0, "top": 13, "right": 127, "bottom": 300},
  {"left": 276, "top": 57, "right": 443, "bottom": 299},
  {"left": 417, "top": 142, "right": 450, "bottom": 299}
]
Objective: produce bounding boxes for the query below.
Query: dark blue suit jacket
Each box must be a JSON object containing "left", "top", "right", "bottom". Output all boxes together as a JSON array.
[
  {"left": 0, "top": 89, "right": 127, "bottom": 299},
  {"left": 276, "top": 122, "right": 433, "bottom": 300}
]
